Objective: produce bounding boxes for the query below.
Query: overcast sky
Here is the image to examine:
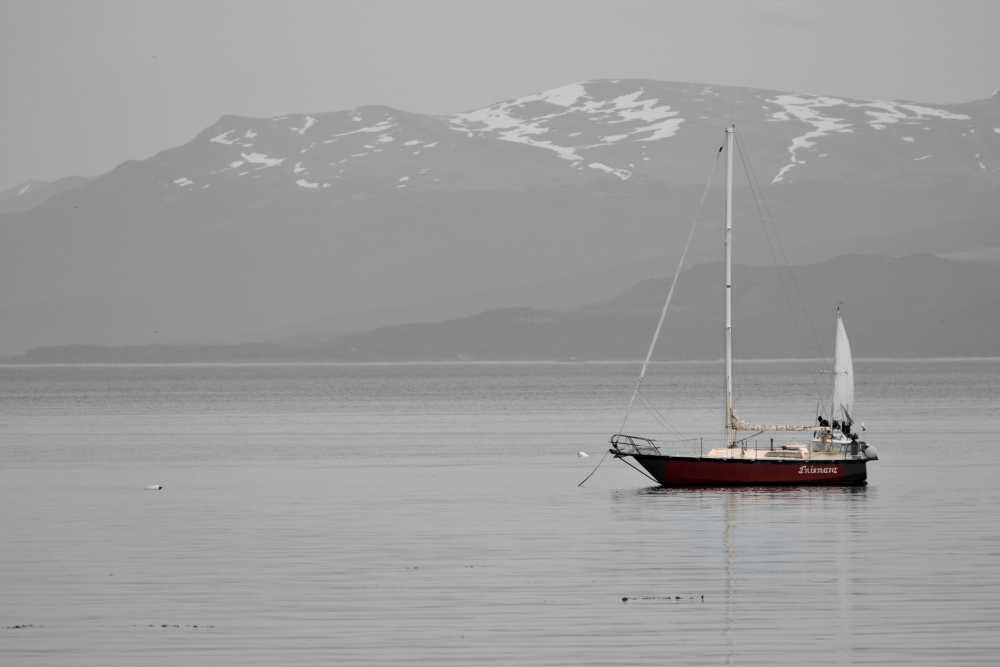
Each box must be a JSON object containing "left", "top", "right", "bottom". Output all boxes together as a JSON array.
[{"left": 2, "top": 0, "right": 998, "bottom": 192}]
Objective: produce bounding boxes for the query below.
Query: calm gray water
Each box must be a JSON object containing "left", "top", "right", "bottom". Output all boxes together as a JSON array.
[{"left": 1, "top": 360, "right": 998, "bottom": 665}]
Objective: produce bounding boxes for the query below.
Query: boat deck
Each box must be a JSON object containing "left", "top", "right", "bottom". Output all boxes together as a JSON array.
[{"left": 703, "top": 441, "right": 866, "bottom": 462}]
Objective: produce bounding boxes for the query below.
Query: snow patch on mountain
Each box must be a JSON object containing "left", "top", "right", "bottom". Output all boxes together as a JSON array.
[
  {"left": 449, "top": 105, "right": 581, "bottom": 161},
  {"left": 293, "top": 116, "right": 316, "bottom": 135},
  {"left": 296, "top": 179, "right": 319, "bottom": 188},
  {"left": 604, "top": 91, "right": 683, "bottom": 140},
  {"left": 210, "top": 130, "right": 238, "bottom": 145},
  {"left": 173, "top": 177, "right": 194, "bottom": 187},
  {"left": 588, "top": 163, "right": 631, "bottom": 180},
  {"left": 241, "top": 153, "right": 285, "bottom": 168},
  {"left": 768, "top": 95, "right": 972, "bottom": 183},
  {"left": 606, "top": 91, "right": 673, "bottom": 124},
  {"left": 862, "top": 102, "right": 969, "bottom": 128},
  {"left": 334, "top": 121, "right": 394, "bottom": 137},
  {"left": 518, "top": 82, "right": 588, "bottom": 107},
  {"left": 17, "top": 183, "right": 32, "bottom": 196},
  {"left": 447, "top": 81, "right": 683, "bottom": 172},
  {"left": 768, "top": 95, "right": 851, "bottom": 183}
]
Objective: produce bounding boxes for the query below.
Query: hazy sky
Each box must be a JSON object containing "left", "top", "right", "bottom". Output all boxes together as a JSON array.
[{"left": 2, "top": 0, "right": 998, "bottom": 192}]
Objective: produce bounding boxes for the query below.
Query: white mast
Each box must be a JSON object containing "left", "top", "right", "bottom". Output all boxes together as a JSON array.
[{"left": 724, "top": 126, "right": 734, "bottom": 446}]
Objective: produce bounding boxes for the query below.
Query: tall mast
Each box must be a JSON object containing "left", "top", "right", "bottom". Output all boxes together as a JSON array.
[{"left": 724, "top": 126, "right": 734, "bottom": 447}]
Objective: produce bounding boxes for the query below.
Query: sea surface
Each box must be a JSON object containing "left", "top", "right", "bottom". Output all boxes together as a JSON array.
[{"left": 1, "top": 360, "right": 998, "bottom": 666}]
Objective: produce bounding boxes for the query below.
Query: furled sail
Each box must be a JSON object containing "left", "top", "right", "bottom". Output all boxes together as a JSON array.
[
  {"left": 831, "top": 311, "right": 854, "bottom": 422},
  {"left": 729, "top": 409, "right": 819, "bottom": 432}
]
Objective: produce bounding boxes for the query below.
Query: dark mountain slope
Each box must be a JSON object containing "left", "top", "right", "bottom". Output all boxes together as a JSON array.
[
  {"left": 0, "top": 176, "right": 96, "bottom": 215},
  {"left": 312, "top": 254, "right": 1000, "bottom": 361},
  {"left": 7, "top": 254, "right": 998, "bottom": 362}
]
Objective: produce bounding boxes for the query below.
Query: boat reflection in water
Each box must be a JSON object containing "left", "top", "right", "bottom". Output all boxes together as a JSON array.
[
  {"left": 612, "top": 484, "right": 872, "bottom": 569},
  {"left": 611, "top": 484, "right": 872, "bottom": 662}
]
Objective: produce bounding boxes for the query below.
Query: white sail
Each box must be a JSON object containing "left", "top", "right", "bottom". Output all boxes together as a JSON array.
[{"left": 831, "top": 312, "right": 854, "bottom": 422}]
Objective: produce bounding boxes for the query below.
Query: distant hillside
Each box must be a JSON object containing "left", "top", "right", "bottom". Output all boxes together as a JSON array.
[
  {"left": 0, "top": 175, "right": 95, "bottom": 215},
  {"left": 7, "top": 254, "right": 998, "bottom": 363},
  {"left": 312, "top": 254, "right": 1000, "bottom": 361},
  {"left": 3, "top": 343, "right": 296, "bottom": 364}
]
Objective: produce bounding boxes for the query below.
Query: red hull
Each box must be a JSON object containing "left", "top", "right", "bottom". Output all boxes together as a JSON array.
[{"left": 631, "top": 455, "right": 867, "bottom": 486}]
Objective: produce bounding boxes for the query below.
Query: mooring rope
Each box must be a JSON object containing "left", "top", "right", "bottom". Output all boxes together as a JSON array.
[{"left": 577, "top": 449, "right": 611, "bottom": 487}]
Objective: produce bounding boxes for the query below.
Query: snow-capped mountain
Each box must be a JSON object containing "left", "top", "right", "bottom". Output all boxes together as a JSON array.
[
  {"left": 1, "top": 80, "right": 998, "bottom": 358},
  {"left": 150, "top": 80, "right": 1000, "bottom": 197}
]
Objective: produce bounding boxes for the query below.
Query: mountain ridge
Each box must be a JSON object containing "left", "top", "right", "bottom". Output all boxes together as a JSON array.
[{"left": 1, "top": 79, "right": 998, "bottom": 358}]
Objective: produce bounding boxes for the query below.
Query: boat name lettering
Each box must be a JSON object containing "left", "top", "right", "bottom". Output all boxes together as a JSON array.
[{"left": 798, "top": 466, "right": 838, "bottom": 474}]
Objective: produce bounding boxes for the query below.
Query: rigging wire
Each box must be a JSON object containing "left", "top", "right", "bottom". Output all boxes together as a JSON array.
[
  {"left": 733, "top": 130, "right": 830, "bottom": 368},
  {"left": 732, "top": 133, "right": 817, "bottom": 404},
  {"left": 734, "top": 134, "right": 812, "bottom": 363},
  {"left": 619, "top": 140, "right": 724, "bottom": 435},
  {"left": 731, "top": 258, "right": 740, "bottom": 420},
  {"left": 636, "top": 387, "right": 687, "bottom": 441},
  {"left": 634, "top": 390, "right": 673, "bottom": 432},
  {"left": 683, "top": 244, "right": 725, "bottom": 360},
  {"left": 732, "top": 129, "right": 829, "bottom": 407},
  {"left": 618, "top": 456, "right": 659, "bottom": 484},
  {"left": 727, "top": 140, "right": 741, "bottom": 425}
]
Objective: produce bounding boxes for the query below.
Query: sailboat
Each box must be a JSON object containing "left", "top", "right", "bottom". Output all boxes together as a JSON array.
[{"left": 609, "top": 127, "right": 878, "bottom": 485}]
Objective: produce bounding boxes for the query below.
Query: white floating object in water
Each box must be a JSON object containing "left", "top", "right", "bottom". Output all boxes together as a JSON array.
[
  {"left": 145, "top": 485, "right": 163, "bottom": 490},
  {"left": 578, "top": 452, "right": 589, "bottom": 458}
]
